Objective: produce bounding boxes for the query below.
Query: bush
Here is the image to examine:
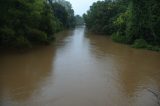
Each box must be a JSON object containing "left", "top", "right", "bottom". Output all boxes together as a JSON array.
[
  {"left": 14, "top": 36, "right": 31, "bottom": 48},
  {"left": 27, "top": 28, "right": 48, "bottom": 44},
  {"left": 0, "top": 27, "right": 15, "bottom": 46},
  {"left": 132, "top": 39, "right": 160, "bottom": 51},
  {"left": 132, "top": 39, "right": 148, "bottom": 48},
  {"left": 111, "top": 32, "right": 128, "bottom": 43},
  {"left": 146, "top": 45, "right": 160, "bottom": 52},
  {"left": 53, "top": 19, "right": 63, "bottom": 32}
]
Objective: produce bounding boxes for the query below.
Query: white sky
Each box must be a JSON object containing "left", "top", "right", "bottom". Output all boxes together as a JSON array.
[{"left": 67, "top": 0, "right": 103, "bottom": 16}]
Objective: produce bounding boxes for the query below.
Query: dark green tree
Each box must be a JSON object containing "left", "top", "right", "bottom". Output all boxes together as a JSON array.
[
  {"left": 75, "top": 15, "right": 84, "bottom": 25},
  {"left": 84, "top": 0, "right": 160, "bottom": 51},
  {"left": 0, "top": 0, "right": 75, "bottom": 48},
  {"left": 84, "top": 0, "right": 120, "bottom": 34}
]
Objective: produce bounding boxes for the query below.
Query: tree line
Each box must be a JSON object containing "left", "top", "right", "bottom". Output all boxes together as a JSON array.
[
  {"left": 0, "top": 0, "right": 76, "bottom": 48},
  {"left": 84, "top": 0, "right": 160, "bottom": 51}
]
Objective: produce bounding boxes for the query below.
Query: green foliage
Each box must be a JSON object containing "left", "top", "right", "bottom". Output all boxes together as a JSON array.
[
  {"left": 0, "top": 26, "right": 31, "bottom": 48},
  {"left": 146, "top": 45, "right": 160, "bottom": 52},
  {"left": 132, "top": 39, "right": 148, "bottom": 48},
  {"left": 84, "top": 0, "right": 123, "bottom": 34},
  {"left": 27, "top": 28, "right": 48, "bottom": 43},
  {"left": 39, "top": 2, "right": 55, "bottom": 36},
  {"left": 0, "top": 26, "right": 15, "bottom": 46},
  {"left": 84, "top": 0, "right": 160, "bottom": 51},
  {"left": 49, "top": 0, "right": 76, "bottom": 28},
  {"left": 51, "top": 3, "right": 68, "bottom": 27},
  {"left": 0, "top": 0, "right": 75, "bottom": 48},
  {"left": 75, "top": 15, "right": 84, "bottom": 25},
  {"left": 132, "top": 39, "right": 160, "bottom": 51},
  {"left": 14, "top": 36, "right": 31, "bottom": 48},
  {"left": 125, "top": 0, "right": 160, "bottom": 47},
  {"left": 111, "top": 32, "right": 128, "bottom": 43}
]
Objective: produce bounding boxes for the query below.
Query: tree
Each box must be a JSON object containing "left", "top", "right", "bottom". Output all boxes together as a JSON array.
[
  {"left": 51, "top": 3, "right": 68, "bottom": 27},
  {"left": 84, "top": 1, "right": 121, "bottom": 34},
  {"left": 84, "top": 0, "right": 160, "bottom": 51},
  {"left": 0, "top": 0, "right": 61, "bottom": 48},
  {"left": 75, "top": 15, "right": 84, "bottom": 25},
  {"left": 51, "top": 0, "right": 76, "bottom": 28}
]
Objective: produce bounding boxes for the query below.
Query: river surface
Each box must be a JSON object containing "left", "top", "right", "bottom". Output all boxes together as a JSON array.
[{"left": 0, "top": 26, "right": 160, "bottom": 106}]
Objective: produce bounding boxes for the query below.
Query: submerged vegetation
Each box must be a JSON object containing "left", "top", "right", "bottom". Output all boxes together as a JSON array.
[
  {"left": 84, "top": 0, "right": 160, "bottom": 51},
  {"left": 0, "top": 0, "right": 76, "bottom": 48}
]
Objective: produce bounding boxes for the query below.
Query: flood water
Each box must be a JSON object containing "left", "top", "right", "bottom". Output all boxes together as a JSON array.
[{"left": 0, "top": 26, "right": 160, "bottom": 106}]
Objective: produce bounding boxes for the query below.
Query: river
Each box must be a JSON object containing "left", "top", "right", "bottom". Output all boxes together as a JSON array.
[{"left": 0, "top": 26, "right": 160, "bottom": 106}]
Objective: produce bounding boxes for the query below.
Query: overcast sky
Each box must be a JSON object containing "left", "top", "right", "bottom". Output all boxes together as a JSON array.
[{"left": 67, "top": 0, "right": 102, "bottom": 16}]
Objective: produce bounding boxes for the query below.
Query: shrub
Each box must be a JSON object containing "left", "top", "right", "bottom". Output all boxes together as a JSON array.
[
  {"left": 27, "top": 28, "right": 48, "bottom": 44},
  {"left": 132, "top": 39, "right": 148, "bottom": 48},
  {"left": 131, "top": 39, "right": 160, "bottom": 51},
  {"left": 0, "top": 26, "right": 15, "bottom": 46},
  {"left": 146, "top": 45, "right": 160, "bottom": 52},
  {"left": 111, "top": 32, "right": 128, "bottom": 43},
  {"left": 14, "top": 36, "right": 31, "bottom": 48}
]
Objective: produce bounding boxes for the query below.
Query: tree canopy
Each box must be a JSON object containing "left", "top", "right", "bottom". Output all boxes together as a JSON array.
[
  {"left": 84, "top": 0, "right": 160, "bottom": 51},
  {"left": 0, "top": 0, "right": 76, "bottom": 48},
  {"left": 75, "top": 15, "right": 84, "bottom": 25}
]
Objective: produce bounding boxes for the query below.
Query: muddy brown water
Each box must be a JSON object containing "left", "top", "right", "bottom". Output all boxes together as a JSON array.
[{"left": 0, "top": 26, "right": 160, "bottom": 106}]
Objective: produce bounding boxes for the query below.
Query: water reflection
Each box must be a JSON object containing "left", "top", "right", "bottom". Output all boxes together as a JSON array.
[
  {"left": 0, "top": 46, "right": 55, "bottom": 105},
  {"left": 0, "top": 26, "right": 160, "bottom": 106},
  {"left": 88, "top": 33, "right": 160, "bottom": 106}
]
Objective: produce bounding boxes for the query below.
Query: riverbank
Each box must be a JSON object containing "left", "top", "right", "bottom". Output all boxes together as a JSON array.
[
  {"left": 84, "top": 0, "right": 160, "bottom": 52},
  {"left": 111, "top": 34, "right": 160, "bottom": 52}
]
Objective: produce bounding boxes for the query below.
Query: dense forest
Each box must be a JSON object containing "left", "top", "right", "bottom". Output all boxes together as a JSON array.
[
  {"left": 75, "top": 15, "right": 84, "bottom": 26},
  {"left": 1, "top": 0, "right": 159, "bottom": 51},
  {"left": 0, "top": 0, "right": 76, "bottom": 48},
  {"left": 84, "top": 0, "right": 160, "bottom": 51}
]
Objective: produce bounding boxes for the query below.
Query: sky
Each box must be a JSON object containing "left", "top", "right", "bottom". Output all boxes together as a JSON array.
[{"left": 67, "top": 0, "right": 102, "bottom": 16}]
